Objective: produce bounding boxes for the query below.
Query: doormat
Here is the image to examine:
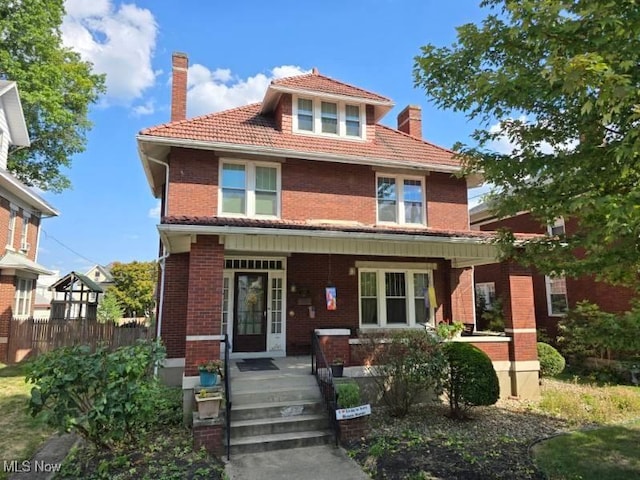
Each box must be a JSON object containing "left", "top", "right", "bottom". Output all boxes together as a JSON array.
[{"left": 236, "top": 358, "right": 279, "bottom": 372}]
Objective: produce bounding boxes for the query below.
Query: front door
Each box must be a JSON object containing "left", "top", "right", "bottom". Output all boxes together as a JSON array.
[{"left": 233, "top": 272, "right": 268, "bottom": 352}]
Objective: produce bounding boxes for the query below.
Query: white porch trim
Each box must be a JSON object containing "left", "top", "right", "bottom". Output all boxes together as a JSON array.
[{"left": 186, "top": 335, "right": 225, "bottom": 341}]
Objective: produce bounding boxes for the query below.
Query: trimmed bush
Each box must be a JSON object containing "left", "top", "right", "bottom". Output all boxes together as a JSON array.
[
  {"left": 538, "top": 342, "right": 566, "bottom": 378},
  {"left": 360, "top": 330, "right": 446, "bottom": 417},
  {"left": 336, "top": 382, "right": 361, "bottom": 408},
  {"left": 443, "top": 342, "right": 499, "bottom": 419},
  {"left": 26, "top": 340, "right": 166, "bottom": 450}
]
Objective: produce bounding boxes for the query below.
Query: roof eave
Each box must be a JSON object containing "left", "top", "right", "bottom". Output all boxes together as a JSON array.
[
  {"left": 0, "top": 170, "right": 59, "bottom": 216},
  {"left": 136, "top": 134, "right": 462, "bottom": 182},
  {"left": 0, "top": 82, "right": 30, "bottom": 147}
]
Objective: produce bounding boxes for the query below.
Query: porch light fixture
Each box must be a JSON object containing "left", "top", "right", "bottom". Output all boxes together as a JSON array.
[
  {"left": 348, "top": 267, "right": 356, "bottom": 276},
  {"left": 289, "top": 283, "right": 297, "bottom": 293}
]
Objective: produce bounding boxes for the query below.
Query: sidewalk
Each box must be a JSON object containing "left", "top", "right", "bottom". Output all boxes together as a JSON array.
[
  {"left": 225, "top": 444, "right": 370, "bottom": 480},
  {"left": 8, "top": 434, "right": 77, "bottom": 480}
]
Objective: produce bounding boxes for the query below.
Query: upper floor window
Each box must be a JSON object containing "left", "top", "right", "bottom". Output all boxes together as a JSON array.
[
  {"left": 7, "top": 206, "right": 17, "bottom": 248},
  {"left": 220, "top": 160, "right": 280, "bottom": 218},
  {"left": 20, "top": 212, "right": 30, "bottom": 251},
  {"left": 376, "top": 174, "right": 425, "bottom": 225},
  {"left": 548, "top": 217, "right": 565, "bottom": 236},
  {"left": 293, "top": 95, "right": 366, "bottom": 140}
]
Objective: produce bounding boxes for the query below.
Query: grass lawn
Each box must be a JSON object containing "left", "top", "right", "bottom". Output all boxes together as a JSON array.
[
  {"left": 0, "top": 362, "right": 53, "bottom": 480},
  {"left": 533, "top": 419, "right": 640, "bottom": 480}
]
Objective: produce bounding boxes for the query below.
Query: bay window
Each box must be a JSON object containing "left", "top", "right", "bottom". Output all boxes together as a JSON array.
[
  {"left": 220, "top": 160, "right": 280, "bottom": 218},
  {"left": 359, "top": 268, "right": 434, "bottom": 327}
]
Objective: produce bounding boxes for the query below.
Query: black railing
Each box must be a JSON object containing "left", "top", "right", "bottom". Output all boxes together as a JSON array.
[
  {"left": 311, "top": 331, "right": 339, "bottom": 446},
  {"left": 222, "top": 334, "right": 232, "bottom": 460}
]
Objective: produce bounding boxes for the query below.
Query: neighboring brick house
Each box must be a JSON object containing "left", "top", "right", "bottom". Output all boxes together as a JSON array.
[
  {"left": 0, "top": 81, "right": 59, "bottom": 362},
  {"left": 137, "top": 53, "right": 540, "bottom": 399},
  {"left": 470, "top": 204, "right": 635, "bottom": 339}
]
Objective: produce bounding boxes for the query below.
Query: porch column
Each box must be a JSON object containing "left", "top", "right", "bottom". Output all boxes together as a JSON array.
[
  {"left": 184, "top": 236, "right": 224, "bottom": 379},
  {"left": 0, "top": 275, "right": 15, "bottom": 362},
  {"left": 450, "top": 267, "right": 475, "bottom": 324},
  {"left": 501, "top": 261, "right": 539, "bottom": 398}
]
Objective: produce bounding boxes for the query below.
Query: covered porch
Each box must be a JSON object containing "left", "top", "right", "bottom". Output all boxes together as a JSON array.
[{"left": 157, "top": 219, "right": 540, "bottom": 399}]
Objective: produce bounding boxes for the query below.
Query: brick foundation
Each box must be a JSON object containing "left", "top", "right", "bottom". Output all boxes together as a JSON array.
[
  {"left": 192, "top": 415, "right": 224, "bottom": 457},
  {"left": 338, "top": 415, "right": 369, "bottom": 443}
]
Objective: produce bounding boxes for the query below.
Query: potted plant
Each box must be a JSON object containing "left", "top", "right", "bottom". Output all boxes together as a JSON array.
[
  {"left": 330, "top": 357, "right": 345, "bottom": 378},
  {"left": 436, "top": 321, "right": 465, "bottom": 340},
  {"left": 194, "top": 389, "right": 224, "bottom": 419},
  {"left": 197, "top": 359, "right": 223, "bottom": 387}
]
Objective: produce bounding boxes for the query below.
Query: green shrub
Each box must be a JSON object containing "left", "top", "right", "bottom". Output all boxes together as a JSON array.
[
  {"left": 25, "top": 340, "right": 166, "bottom": 450},
  {"left": 361, "top": 330, "right": 446, "bottom": 417},
  {"left": 443, "top": 342, "right": 499, "bottom": 419},
  {"left": 336, "top": 382, "right": 361, "bottom": 408},
  {"left": 538, "top": 342, "right": 566, "bottom": 377}
]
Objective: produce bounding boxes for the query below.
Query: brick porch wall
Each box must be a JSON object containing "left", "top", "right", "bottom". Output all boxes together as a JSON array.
[
  {"left": 184, "top": 236, "right": 224, "bottom": 376},
  {"left": 0, "top": 275, "right": 15, "bottom": 362},
  {"left": 160, "top": 253, "right": 189, "bottom": 359}
]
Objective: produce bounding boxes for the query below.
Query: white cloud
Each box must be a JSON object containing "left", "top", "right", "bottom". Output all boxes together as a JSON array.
[
  {"left": 186, "top": 64, "right": 309, "bottom": 116},
  {"left": 148, "top": 201, "right": 161, "bottom": 218},
  {"left": 132, "top": 100, "right": 155, "bottom": 116},
  {"left": 488, "top": 116, "right": 576, "bottom": 155},
  {"left": 62, "top": 0, "right": 158, "bottom": 103}
]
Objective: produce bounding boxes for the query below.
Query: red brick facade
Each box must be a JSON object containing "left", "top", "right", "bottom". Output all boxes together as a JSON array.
[{"left": 475, "top": 212, "right": 635, "bottom": 337}]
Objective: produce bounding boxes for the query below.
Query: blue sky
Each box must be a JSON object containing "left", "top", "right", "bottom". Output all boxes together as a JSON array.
[{"left": 37, "top": 0, "right": 493, "bottom": 275}]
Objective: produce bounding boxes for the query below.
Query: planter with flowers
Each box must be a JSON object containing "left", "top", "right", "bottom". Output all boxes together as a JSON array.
[
  {"left": 195, "top": 388, "right": 224, "bottom": 419},
  {"left": 197, "top": 359, "right": 224, "bottom": 387}
]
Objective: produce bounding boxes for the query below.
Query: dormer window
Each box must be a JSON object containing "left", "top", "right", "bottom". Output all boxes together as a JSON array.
[
  {"left": 292, "top": 95, "right": 366, "bottom": 140},
  {"left": 321, "top": 102, "right": 338, "bottom": 134},
  {"left": 297, "top": 98, "right": 313, "bottom": 131}
]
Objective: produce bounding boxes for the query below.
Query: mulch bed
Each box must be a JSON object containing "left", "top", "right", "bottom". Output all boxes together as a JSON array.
[{"left": 348, "top": 400, "right": 568, "bottom": 480}]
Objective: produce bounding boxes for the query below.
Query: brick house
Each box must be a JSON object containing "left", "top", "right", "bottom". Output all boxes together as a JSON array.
[
  {"left": 471, "top": 204, "right": 635, "bottom": 339},
  {"left": 0, "top": 81, "right": 59, "bottom": 362},
  {"left": 137, "top": 53, "right": 540, "bottom": 400}
]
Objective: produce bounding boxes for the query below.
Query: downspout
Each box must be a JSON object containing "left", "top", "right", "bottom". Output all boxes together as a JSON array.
[{"left": 148, "top": 155, "right": 170, "bottom": 377}]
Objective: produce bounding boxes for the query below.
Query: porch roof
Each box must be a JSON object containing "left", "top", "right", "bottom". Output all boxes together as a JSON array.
[{"left": 158, "top": 217, "right": 539, "bottom": 268}]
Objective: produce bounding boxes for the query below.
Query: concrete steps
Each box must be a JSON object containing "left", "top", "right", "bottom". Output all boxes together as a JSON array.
[{"left": 228, "top": 374, "right": 333, "bottom": 454}]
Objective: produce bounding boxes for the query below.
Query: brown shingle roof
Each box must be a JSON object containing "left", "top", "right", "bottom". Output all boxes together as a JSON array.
[
  {"left": 271, "top": 72, "right": 392, "bottom": 103},
  {"left": 140, "top": 104, "right": 459, "bottom": 168}
]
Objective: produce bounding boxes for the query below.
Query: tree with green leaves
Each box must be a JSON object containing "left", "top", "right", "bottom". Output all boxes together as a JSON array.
[
  {"left": 109, "top": 261, "right": 157, "bottom": 318},
  {"left": 414, "top": 0, "right": 640, "bottom": 289},
  {"left": 0, "top": 0, "right": 105, "bottom": 191},
  {"left": 97, "top": 289, "right": 124, "bottom": 324}
]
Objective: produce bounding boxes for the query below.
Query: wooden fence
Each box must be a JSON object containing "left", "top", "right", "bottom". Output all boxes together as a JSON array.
[{"left": 7, "top": 318, "right": 155, "bottom": 362}]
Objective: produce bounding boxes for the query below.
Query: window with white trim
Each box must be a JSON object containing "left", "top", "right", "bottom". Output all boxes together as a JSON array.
[
  {"left": 376, "top": 174, "right": 425, "bottom": 225},
  {"left": 475, "top": 282, "right": 496, "bottom": 310},
  {"left": 7, "top": 206, "right": 17, "bottom": 248},
  {"left": 292, "top": 95, "right": 366, "bottom": 140},
  {"left": 359, "top": 268, "right": 434, "bottom": 327},
  {"left": 14, "top": 278, "right": 33, "bottom": 317},
  {"left": 548, "top": 217, "right": 565, "bottom": 236},
  {"left": 219, "top": 160, "right": 280, "bottom": 218},
  {"left": 546, "top": 275, "right": 568, "bottom": 316},
  {"left": 20, "top": 212, "right": 30, "bottom": 251}
]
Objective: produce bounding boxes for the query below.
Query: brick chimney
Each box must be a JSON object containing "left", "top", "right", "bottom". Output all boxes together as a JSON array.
[
  {"left": 171, "top": 52, "right": 188, "bottom": 122},
  {"left": 397, "top": 105, "right": 422, "bottom": 139}
]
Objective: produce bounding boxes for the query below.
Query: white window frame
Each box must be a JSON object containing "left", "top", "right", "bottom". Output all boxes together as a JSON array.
[
  {"left": 292, "top": 94, "right": 367, "bottom": 140},
  {"left": 475, "top": 282, "right": 496, "bottom": 310},
  {"left": 547, "top": 217, "right": 565, "bottom": 236},
  {"left": 20, "top": 211, "right": 30, "bottom": 252},
  {"left": 545, "top": 274, "right": 568, "bottom": 316},
  {"left": 376, "top": 173, "right": 426, "bottom": 226},
  {"left": 7, "top": 204, "right": 18, "bottom": 249},
  {"left": 358, "top": 267, "right": 435, "bottom": 329},
  {"left": 218, "top": 159, "right": 281, "bottom": 219},
  {"left": 14, "top": 277, "right": 33, "bottom": 318}
]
